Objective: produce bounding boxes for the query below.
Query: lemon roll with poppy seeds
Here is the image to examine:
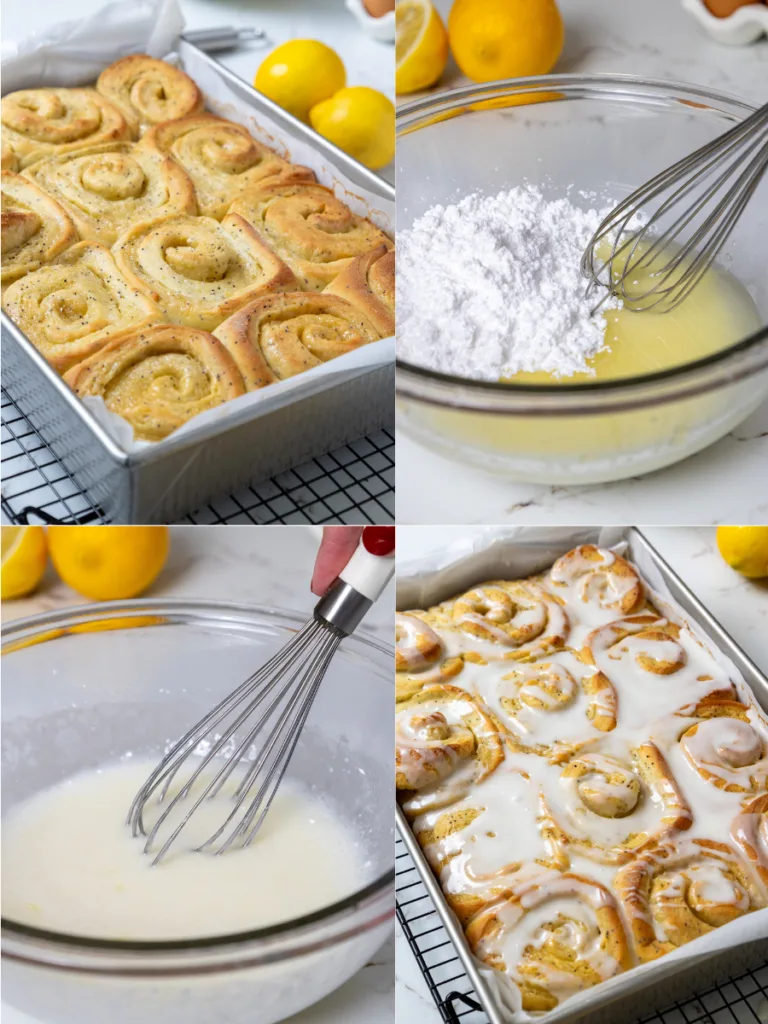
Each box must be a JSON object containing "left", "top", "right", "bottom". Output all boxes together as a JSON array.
[
  {"left": 1, "top": 88, "right": 130, "bottom": 168},
  {"left": 615, "top": 837, "right": 765, "bottom": 962},
  {"left": 140, "top": 114, "right": 315, "bottom": 221},
  {"left": 1, "top": 241, "right": 159, "bottom": 372},
  {"left": 396, "top": 612, "right": 464, "bottom": 702},
  {"left": 25, "top": 142, "right": 198, "bottom": 248},
  {"left": 96, "top": 55, "right": 203, "bottom": 137},
  {"left": 1, "top": 171, "right": 78, "bottom": 286},
  {"left": 229, "top": 181, "right": 392, "bottom": 290}
]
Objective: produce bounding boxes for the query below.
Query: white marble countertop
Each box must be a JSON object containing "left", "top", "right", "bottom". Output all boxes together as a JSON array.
[
  {"left": 1, "top": 525, "right": 395, "bottom": 1024},
  {"left": 394, "top": 524, "right": 768, "bottom": 1022},
  {"left": 397, "top": 0, "right": 768, "bottom": 526}
]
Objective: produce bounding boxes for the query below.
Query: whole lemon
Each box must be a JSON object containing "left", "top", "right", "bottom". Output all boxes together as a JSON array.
[
  {"left": 1, "top": 526, "right": 48, "bottom": 600},
  {"left": 716, "top": 526, "right": 768, "bottom": 579},
  {"left": 448, "top": 0, "right": 564, "bottom": 83},
  {"left": 48, "top": 526, "right": 170, "bottom": 601},
  {"left": 310, "top": 87, "right": 395, "bottom": 170},
  {"left": 254, "top": 40, "right": 346, "bottom": 122},
  {"left": 396, "top": 0, "right": 449, "bottom": 95}
]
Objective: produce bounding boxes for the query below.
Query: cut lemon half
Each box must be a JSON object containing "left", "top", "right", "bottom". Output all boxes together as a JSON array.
[
  {"left": 1, "top": 525, "right": 48, "bottom": 600},
  {"left": 396, "top": 0, "right": 449, "bottom": 95}
]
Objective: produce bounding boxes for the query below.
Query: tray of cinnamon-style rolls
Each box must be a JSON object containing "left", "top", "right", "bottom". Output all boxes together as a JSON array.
[
  {"left": 396, "top": 528, "right": 768, "bottom": 1024},
  {"left": 0, "top": 5, "right": 393, "bottom": 523}
]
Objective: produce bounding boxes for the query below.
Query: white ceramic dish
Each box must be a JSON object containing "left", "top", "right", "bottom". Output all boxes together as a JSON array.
[{"left": 681, "top": 0, "right": 768, "bottom": 45}]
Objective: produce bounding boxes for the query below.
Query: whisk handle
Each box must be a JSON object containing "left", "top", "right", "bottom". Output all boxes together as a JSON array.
[{"left": 314, "top": 527, "right": 395, "bottom": 635}]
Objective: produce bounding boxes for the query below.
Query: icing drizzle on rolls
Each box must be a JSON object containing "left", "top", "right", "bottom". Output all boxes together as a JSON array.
[{"left": 396, "top": 544, "right": 766, "bottom": 1017}]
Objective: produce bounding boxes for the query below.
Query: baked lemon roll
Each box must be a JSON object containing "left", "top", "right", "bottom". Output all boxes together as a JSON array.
[
  {"left": 678, "top": 700, "right": 768, "bottom": 794},
  {"left": 450, "top": 580, "right": 569, "bottom": 661},
  {"left": 396, "top": 612, "right": 464, "bottom": 702},
  {"left": 465, "top": 871, "right": 632, "bottom": 1013},
  {"left": 325, "top": 244, "right": 395, "bottom": 337},
  {"left": 395, "top": 684, "right": 504, "bottom": 795},
  {"left": 615, "top": 837, "right": 765, "bottom": 962},
  {"left": 542, "top": 746, "right": 692, "bottom": 866},
  {"left": 25, "top": 142, "right": 197, "bottom": 247},
  {"left": 545, "top": 544, "right": 645, "bottom": 623},
  {"left": 2, "top": 139, "right": 19, "bottom": 172},
  {"left": 63, "top": 324, "right": 245, "bottom": 441},
  {"left": 140, "top": 114, "right": 315, "bottom": 220},
  {"left": 1, "top": 88, "right": 130, "bottom": 168},
  {"left": 2, "top": 241, "right": 159, "bottom": 371},
  {"left": 1, "top": 171, "right": 78, "bottom": 286},
  {"left": 96, "top": 55, "right": 203, "bottom": 137},
  {"left": 229, "top": 181, "right": 393, "bottom": 290},
  {"left": 731, "top": 794, "right": 768, "bottom": 888},
  {"left": 113, "top": 213, "right": 296, "bottom": 332},
  {"left": 213, "top": 292, "right": 380, "bottom": 389}
]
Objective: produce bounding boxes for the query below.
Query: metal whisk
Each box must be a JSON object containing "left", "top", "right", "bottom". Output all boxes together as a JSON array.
[
  {"left": 127, "top": 527, "right": 394, "bottom": 865},
  {"left": 582, "top": 99, "right": 768, "bottom": 314}
]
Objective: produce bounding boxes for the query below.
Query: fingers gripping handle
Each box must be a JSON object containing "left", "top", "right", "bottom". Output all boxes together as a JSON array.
[{"left": 314, "top": 527, "right": 395, "bottom": 636}]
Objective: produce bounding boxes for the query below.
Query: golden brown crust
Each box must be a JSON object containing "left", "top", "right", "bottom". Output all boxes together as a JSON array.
[
  {"left": 25, "top": 142, "right": 197, "bottom": 247},
  {"left": 2, "top": 241, "right": 160, "bottom": 372},
  {"left": 324, "top": 244, "right": 394, "bottom": 337},
  {"left": 213, "top": 291, "right": 380, "bottom": 389},
  {"left": 96, "top": 55, "right": 204, "bottom": 137},
  {"left": 64, "top": 324, "right": 245, "bottom": 441},
  {"left": 229, "top": 181, "right": 393, "bottom": 290},
  {"left": 140, "top": 114, "right": 315, "bottom": 220},
  {"left": 112, "top": 212, "right": 297, "bottom": 331},
  {"left": 615, "top": 837, "right": 765, "bottom": 962},
  {"left": 1, "top": 171, "right": 79, "bottom": 286},
  {"left": 1, "top": 88, "right": 131, "bottom": 168}
]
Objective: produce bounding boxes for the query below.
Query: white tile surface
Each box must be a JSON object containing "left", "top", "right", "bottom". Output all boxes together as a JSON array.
[
  {"left": 397, "top": 0, "right": 768, "bottom": 526},
  {"left": 394, "top": 525, "right": 768, "bottom": 1022},
  {"left": 1, "top": 525, "right": 394, "bottom": 1024}
]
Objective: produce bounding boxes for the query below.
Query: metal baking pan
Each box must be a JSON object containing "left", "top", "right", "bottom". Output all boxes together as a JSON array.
[
  {"left": 396, "top": 527, "right": 768, "bottom": 1024},
  {"left": 0, "top": 39, "right": 395, "bottom": 525}
]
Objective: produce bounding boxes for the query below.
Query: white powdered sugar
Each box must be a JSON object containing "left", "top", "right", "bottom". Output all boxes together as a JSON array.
[{"left": 397, "top": 185, "right": 621, "bottom": 381}]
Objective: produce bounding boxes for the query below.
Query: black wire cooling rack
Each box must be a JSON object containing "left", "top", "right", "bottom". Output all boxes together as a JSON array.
[
  {"left": 1, "top": 387, "right": 394, "bottom": 525},
  {"left": 396, "top": 833, "right": 768, "bottom": 1024}
]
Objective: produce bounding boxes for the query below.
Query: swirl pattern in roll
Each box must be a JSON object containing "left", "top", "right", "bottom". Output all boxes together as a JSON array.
[
  {"left": 140, "top": 114, "right": 316, "bottom": 220},
  {"left": 96, "top": 55, "right": 203, "bottom": 137},
  {"left": 2, "top": 171, "right": 78, "bottom": 285},
  {"left": 213, "top": 292, "right": 380, "bottom": 389},
  {"left": 63, "top": 324, "right": 245, "bottom": 441},
  {"left": 1, "top": 88, "right": 130, "bottom": 168},
  {"left": 25, "top": 142, "right": 197, "bottom": 247},
  {"left": 324, "top": 244, "right": 395, "bottom": 337},
  {"left": 396, "top": 612, "right": 464, "bottom": 702},
  {"left": 229, "top": 181, "right": 393, "bottom": 290},
  {"left": 615, "top": 838, "right": 764, "bottom": 961},
  {"left": 466, "top": 872, "right": 632, "bottom": 1013},
  {"left": 2, "top": 241, "right": 159, "bottom": 371},
  {"left": 396, "top": 544, "right": 768, "bottom": 1015},
  {"left": 113, "top": 213, "right": 297, "bottom": 331}
]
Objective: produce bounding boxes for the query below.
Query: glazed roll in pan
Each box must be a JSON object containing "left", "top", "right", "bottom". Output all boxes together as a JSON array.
[
  {"left": 1, "top": 54, "right": 393, "bottom": 440},
  {"left": 396, "top": 545, "right": 768, "bottom": 1016}
]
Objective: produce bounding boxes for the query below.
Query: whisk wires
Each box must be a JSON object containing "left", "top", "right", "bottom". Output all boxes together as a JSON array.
[
  {"left": 126, "top": 617, "right": 342, "bottom": 865},
  {"left": 582, "top": 101, "right": 768, "bottom": 314}
]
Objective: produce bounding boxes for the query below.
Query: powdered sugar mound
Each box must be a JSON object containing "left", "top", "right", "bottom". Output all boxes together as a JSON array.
[{"left": 397, "top": 185, "right": 622, "bottom": 381}]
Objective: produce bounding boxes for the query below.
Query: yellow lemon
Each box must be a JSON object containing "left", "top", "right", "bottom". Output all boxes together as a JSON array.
[
  {"left": 254, "top": 40, "right": 346, "bottom": 123},
  {"left": 310, "top": 87, "right": 395, "bottom": 170},
  {"left": 448, "top": 0, "right": 564, "bottom": 83},
  {"left": 396, "top": 0, "right": 449, "bottom": 95},
  {"left": 1, "top": 526, "right": 48, "bottom": 600},
  {"left": 47, "top": 526, "right": 170, "bottom": 601},
  {"left": 716, "top": 526, "right": 768, "bottom": 579}
]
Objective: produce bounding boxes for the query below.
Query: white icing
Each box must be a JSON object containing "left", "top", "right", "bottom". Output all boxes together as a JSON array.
[{"left": 399, "top": 545, "right": 768, "bottom": 1012}]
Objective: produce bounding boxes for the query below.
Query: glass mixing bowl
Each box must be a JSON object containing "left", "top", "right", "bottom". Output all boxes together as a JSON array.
[
  {"left": 1, "top": 601, "right": 394, "bottom": 1024},
  {"left": 396, "top": 75, "right": 768, "bottom": 485}
]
